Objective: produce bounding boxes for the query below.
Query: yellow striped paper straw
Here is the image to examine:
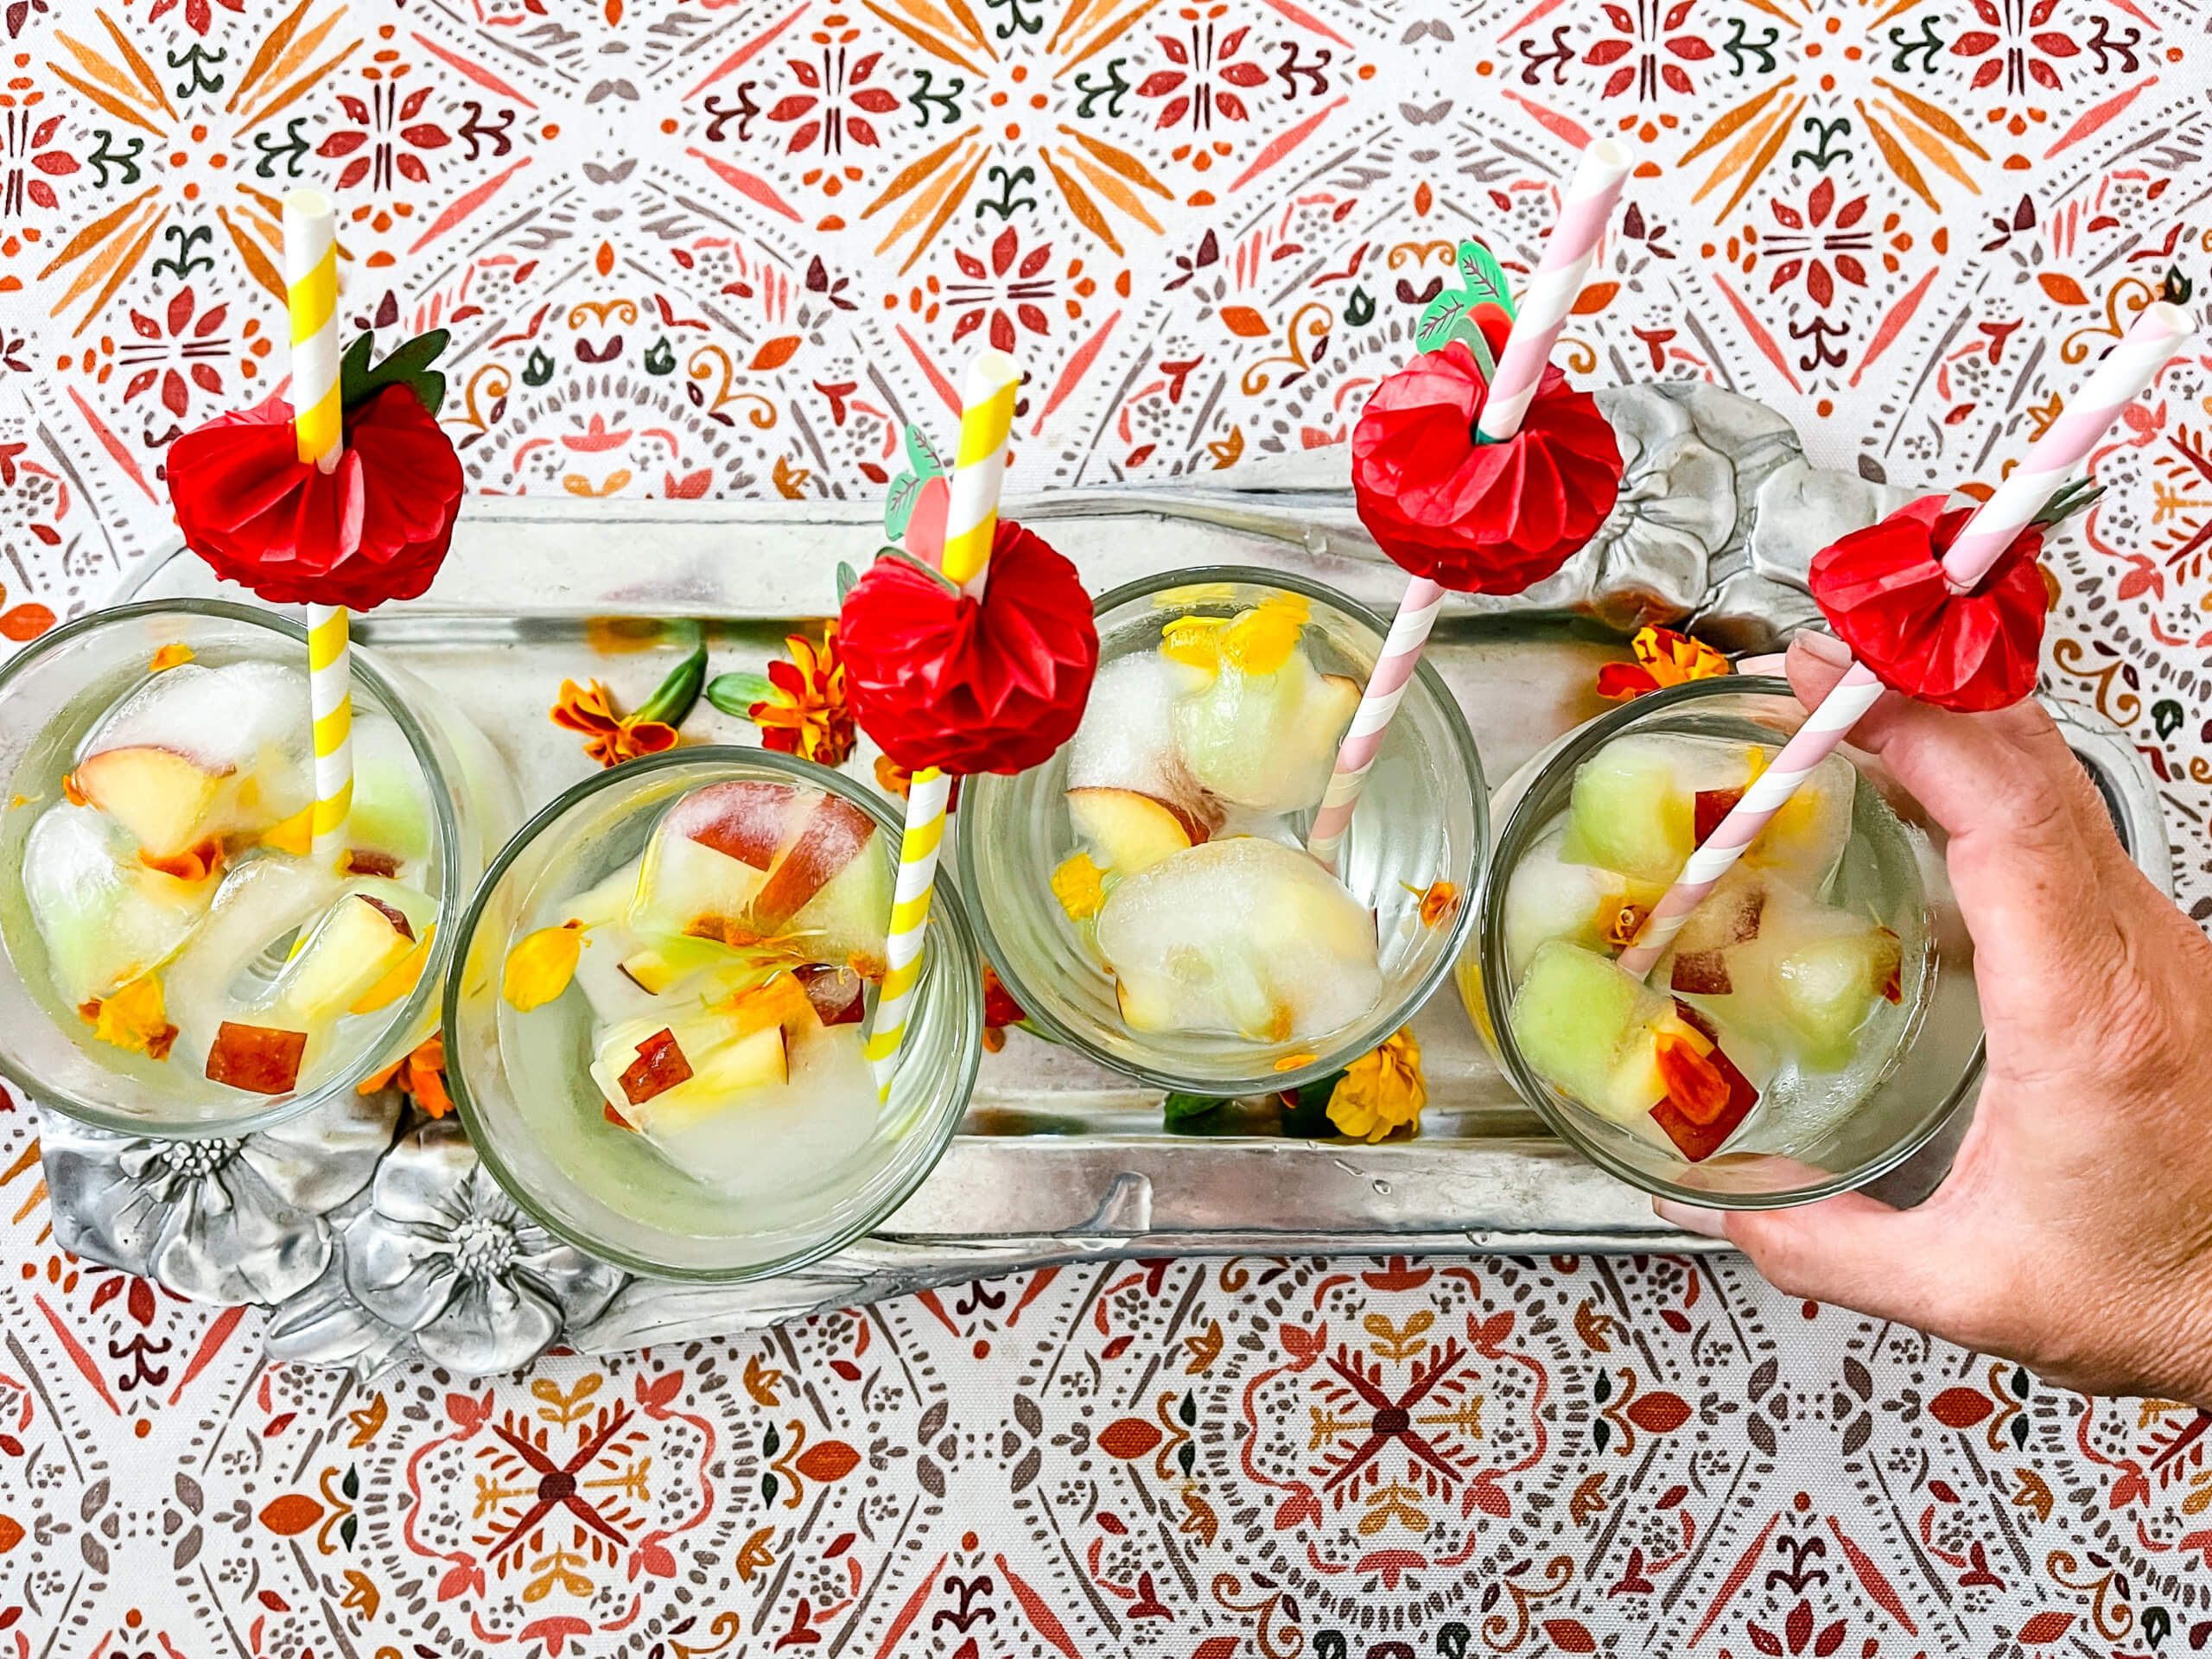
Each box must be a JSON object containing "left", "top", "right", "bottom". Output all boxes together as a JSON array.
[
  {"left": 865, "top": 350, "right": 1020, "bottom": 1095},
  {"left": 938, "top": 349, "right": 1020, "bottom": 594},
  {"left": 285, "top": 188, "right": 352, "bottom": 861},
  {"left": 863, "top": 766, "right": 952, "bottom": 1100}
]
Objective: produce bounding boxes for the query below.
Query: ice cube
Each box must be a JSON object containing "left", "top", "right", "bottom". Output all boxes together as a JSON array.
[
  {"left": 346, "top": 717, "right": 434, "bottom": 874},
  {"left": 593, "top": 995, "right": 879, "bottom": 1196},
  {"left": 1677, "top": 880, "right": 1897, "bottom": 1069},
  {"left": 1067, "top": 653, "right": 1214, "bottom": 819},
  {"left": 1094, "top": 836, "right": 1382, "bottom": 1044},
  {"left": 1508, "top": 941, "right": 1674, "bottom": 1123},
  {"left": 1560, "top": 734, "right": 1761, "bottom": 883},
  {"left": 161, "top": 856, "right": 345, "bottom": 1074},
  {"left": 1502, "top": 827, "right": 1661, "bottom": 976},
  {"left": 1169, "top": 642, "right": 1359, "bottom": 814},
  {"left": 22, "top": 804, "right": 211, "bottom": 1004},
  {"left": 1745, "top": 751, "right": 1854, "bottom": 888},
  {"left": 81, "top": 660, "right": 312, "bottom": 836}
]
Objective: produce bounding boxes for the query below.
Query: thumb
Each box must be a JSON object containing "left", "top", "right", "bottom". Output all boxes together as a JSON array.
[{"left": 1655, "top": 1194, "right": 1977, "bottom": 1330}]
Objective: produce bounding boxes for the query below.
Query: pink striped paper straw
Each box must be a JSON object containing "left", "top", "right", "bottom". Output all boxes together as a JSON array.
[
  {"left": 1307, "top": 138, "right": 1634, "bottom": 871},
  {"left": 1617, "top": 299, "right": 2195, "bottom": 978}
]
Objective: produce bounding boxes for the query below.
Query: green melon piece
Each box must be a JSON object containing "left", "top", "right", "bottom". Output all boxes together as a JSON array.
[
  {"left": 1508, "top": 941, "right": 1670, "bottom": 1123},
  {"left": 1559, "top": 740, "right": 1693, "bottom": 884}
]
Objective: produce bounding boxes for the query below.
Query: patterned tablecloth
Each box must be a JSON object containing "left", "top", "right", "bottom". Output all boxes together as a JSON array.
[{"left": 0, "top": 0, "right": 2209, "bottom": 1650}]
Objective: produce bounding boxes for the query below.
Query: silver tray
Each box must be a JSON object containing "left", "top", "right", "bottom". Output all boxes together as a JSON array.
[{"left": 40, "top": 397, "right": 2173, "bottom": 1376}]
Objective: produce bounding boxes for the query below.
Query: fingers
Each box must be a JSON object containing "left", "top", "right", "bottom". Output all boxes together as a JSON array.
[
  {"left": 1655, "top": 1193, "right": 1993, "bottom": 1338},
  {"left": 1779, "top": 635, "right": 2127, "bottom": 999}
]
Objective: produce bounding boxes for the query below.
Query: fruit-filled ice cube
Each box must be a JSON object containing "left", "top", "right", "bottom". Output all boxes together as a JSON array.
[
  {"left": 1558, "top": 733, "right": 1853, "bottom": 889},
  {"left": 1500, "top": 827, "right": 1662, "bottom": 977},
  {"left": 1166, "top": 598, "right": 1360, "bottom": 813},
  {"left": 1065, "top": 652, "right": 1215, "bottom": 827},
  {"left": 501, "top": 779, "right": 896, "bottom": 1205},
  {"left": 1094, "top": 836, "right": 1382, "bottom": 1044},
  {"left": 1509, "top": 941, "right": 1760, "bottom": 1160}
]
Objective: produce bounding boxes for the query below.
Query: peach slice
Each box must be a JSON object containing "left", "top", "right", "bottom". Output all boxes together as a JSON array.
[
  {"left": 206, "top": 1020, "right": 308, "bottom": 1095},
  {"left": 1067, "top": 787, "right": 1200, "bottom": 876},
  {"left": 273, "top": 893, "right": 418, "bottom": 1024},
  {"left": 71, "top": 747, "right": 226, "bottom": 861},
  {"left": 618, "top": 1027, "right": 695, "bottom": 1106},
  {"left": 750, "top": 793, "right": 876, "bottom": 928},
  {"left": 673, "top": 779, "right": 800, "bottom": 870}
]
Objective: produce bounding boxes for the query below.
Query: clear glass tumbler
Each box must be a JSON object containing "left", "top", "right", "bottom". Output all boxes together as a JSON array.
[
  {"left": 0, "top": 599, "right": 514, "bottom": 1137},
  {"left": 959, "top": 567, "right": 1486, "bottom": 1097},
  {"left": 1459, "top": 675, "right": 1982, "bottom": 1206},
  {"left": 444, "top": 748, "right": 984, "bottom": 1281}
]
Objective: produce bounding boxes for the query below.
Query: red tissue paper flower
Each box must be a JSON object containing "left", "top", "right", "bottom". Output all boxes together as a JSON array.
[
  {"left": 1809, "top": 493, "right": 2045, "bottom": 714},
  {"left": 1351, "top": 336, "right": 1623, "bottom": 595},
  {"left": 839, "top": 519, "right": 1099, "bottom": 776},
  {"left": 166, "top": 385, "right": 464, "bottom": 611}
]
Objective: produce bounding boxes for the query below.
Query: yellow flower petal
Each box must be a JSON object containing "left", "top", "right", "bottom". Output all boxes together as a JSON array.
[
  {"left": 504, "top": 923, "right": 583, "bottom": 1011},
  {"left": 1052, "top": 851, "right": 1107, "bottom": 922},
  {"left": 86, "top": 973, "right": 178, "bottom": 1060},
  {"left": 1325, "top": 1026, "right": 1426, "bottom": 1143}
]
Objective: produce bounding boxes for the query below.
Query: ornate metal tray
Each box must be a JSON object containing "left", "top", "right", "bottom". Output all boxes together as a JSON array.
[{"left": 41, "top": 382, "right": 2173, "bottom": 1377}]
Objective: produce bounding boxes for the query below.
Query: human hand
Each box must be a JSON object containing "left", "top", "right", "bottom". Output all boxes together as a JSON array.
[{"left": 1656, "top": 630, "right": 2212, "bottom": 1403}]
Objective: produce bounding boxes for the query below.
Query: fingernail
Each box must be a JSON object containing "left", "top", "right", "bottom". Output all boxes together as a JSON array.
[
  {"left": 1791, "top": 630, "right": 1852, "bottom": 665},
  {"left": 1736, "top": 652, "right": 1787, "bottom": 675},
  {"left": 1654, "top": 1198, "right": 1731, "bottom": 1238}
]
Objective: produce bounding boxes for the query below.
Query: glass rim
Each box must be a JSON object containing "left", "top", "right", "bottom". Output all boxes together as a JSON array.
[
  {"left": 1475, "top": 672, "right": 1983, "bottom": 1209},
  {"left": 957, "top": 563, "right": 1486, "bottom": 1097},
  {"left": 0, "top": 596, "right": 465, "bottom": 1139},
  {"left": 442, "top": 743, "right": 984, "bottom": 1282}
]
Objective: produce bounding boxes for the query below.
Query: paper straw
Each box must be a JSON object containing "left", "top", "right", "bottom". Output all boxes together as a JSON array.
[
  {"left": 867, "top": 350, "right": 1019, "bottom": 1093},
  {"left": 864, "top": 766, "right": 951, "bottom": 1100},
  {"left": 1618, "top": 300, "right": 2195, "bottom": 978},
  {"left": 284, "top": 188, "right": 353, "bottom": 861},
  {"left": 1476, "top": 138, "right": 1634, "bottom": 443},
  {"left": 938, "top": 349, "right": 1020, "bottom": 595},
  {"left": 1307, "top": 141, "right": 1633, "bottom": 871},
  {"left": 1306, "top": 577, "right": 1445, "bottom": 869}
]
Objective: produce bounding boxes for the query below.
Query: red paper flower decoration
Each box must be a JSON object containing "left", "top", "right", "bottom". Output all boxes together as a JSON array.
[
  {"left": 166, "top": 385, "right": 464, "bottom": 611},
  {"left": 1809, "top": 494, "right": 2046, "bottom": 713},
  {"left": 839, "top": 520, "right": 1099, "bottom": 775},
  {"left": 1351, "top": 337, "right": 1623, "bottom": 595}
]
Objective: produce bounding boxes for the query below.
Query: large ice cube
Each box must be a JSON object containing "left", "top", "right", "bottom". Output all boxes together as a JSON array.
[
  {"left": 1673, "top": 879, "right": 1898, "bottom": 1069},
  {"left": 1501, "top": 827, "right": 1661, "bottom": 976},
  {"left": 1745, "top": 751, "right": 1853, "bottom": 888},
  {"left": 1067, "top": 652, "right": 1212, "bottom": 817},
  {"left": 592, "top": 994, "right": 880, "bottom": 1195},
  {"left": 1560, "top": 734, "right": 1760, "bottom": 883},
  {"left": 1095, "top": 836, "right": 1381, "bottom": 1043},
  {"left": 1508, "top": 941, "right": 1673, "bottom": 1123},
  {"left": 346, "top": 717, "right": 435, "bottom": 874},
  {"left": 162, "top": 856, "right": 345, "bottom": 1072},
  {"left": 22, "top": 804, "right": 211, "bottom": 1004},
  {"left": 1169, "top": 646, "right": 1359, "bottom": 814},
  {"left": 80, "top": 660, "right": 313, "bottom": 837}
]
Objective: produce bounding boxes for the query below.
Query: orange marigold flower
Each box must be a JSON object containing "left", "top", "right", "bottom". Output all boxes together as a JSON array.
[
  {"left": 750, "top": 626, "right": 855, "bottom": 767},
  {"left": 1597, "top": 626, "right": 1733, "bottom": 701},
  {"left": 551, "top": 678, "right": 683, "bottom": 769},
  {"left": 359, "top": 1034, "right": 454, "bottom": 1118}
]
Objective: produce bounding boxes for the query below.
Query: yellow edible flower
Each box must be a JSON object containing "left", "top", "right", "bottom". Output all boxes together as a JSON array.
[
  {"left": 1596, "top": 626, "right": 1733, "bottom": 701},
  {"left": 83, "top": 973, "right": 178, "bottom": 1061},
  {"left": 504, "top": 922, "right": 582, "bottom": 1011},
  {"left": 1325, "top": 1026, "right": 1427, "bottom": 1143},
  {"left": 1052, "top": 851, "right": 1106, "bottom": 921},
  {"left": 1217, "top": 594, "right": 1308, "bottom": 675}
]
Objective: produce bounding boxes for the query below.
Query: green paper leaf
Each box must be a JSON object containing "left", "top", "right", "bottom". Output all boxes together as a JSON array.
[
  {"left": 836, "top": 561, "right": 859, "bottom": 603},
  {"left": 707, "top": 670, "right": 775, "bottom": 717},
  {"left": 633, "top": 645, "right": 707, "bottom": 728},
  {"left": 340, "top": 327, "right": 451, "bottom": 419},
  {"left": 1456, "top": 238, "right": 1517, "bottom": 318},
  {"left": 902, "top": 422, "right": 947, "bottom": 480},
  {"left": 883, "top": 470, "right": 924, "bottom": 540},
  {"left": 1415, "top": 295, "right": 1470, "bottom": 355},
  {"left": 1164, "top": 1091, "right": 1229, "bottom": 1127}
]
